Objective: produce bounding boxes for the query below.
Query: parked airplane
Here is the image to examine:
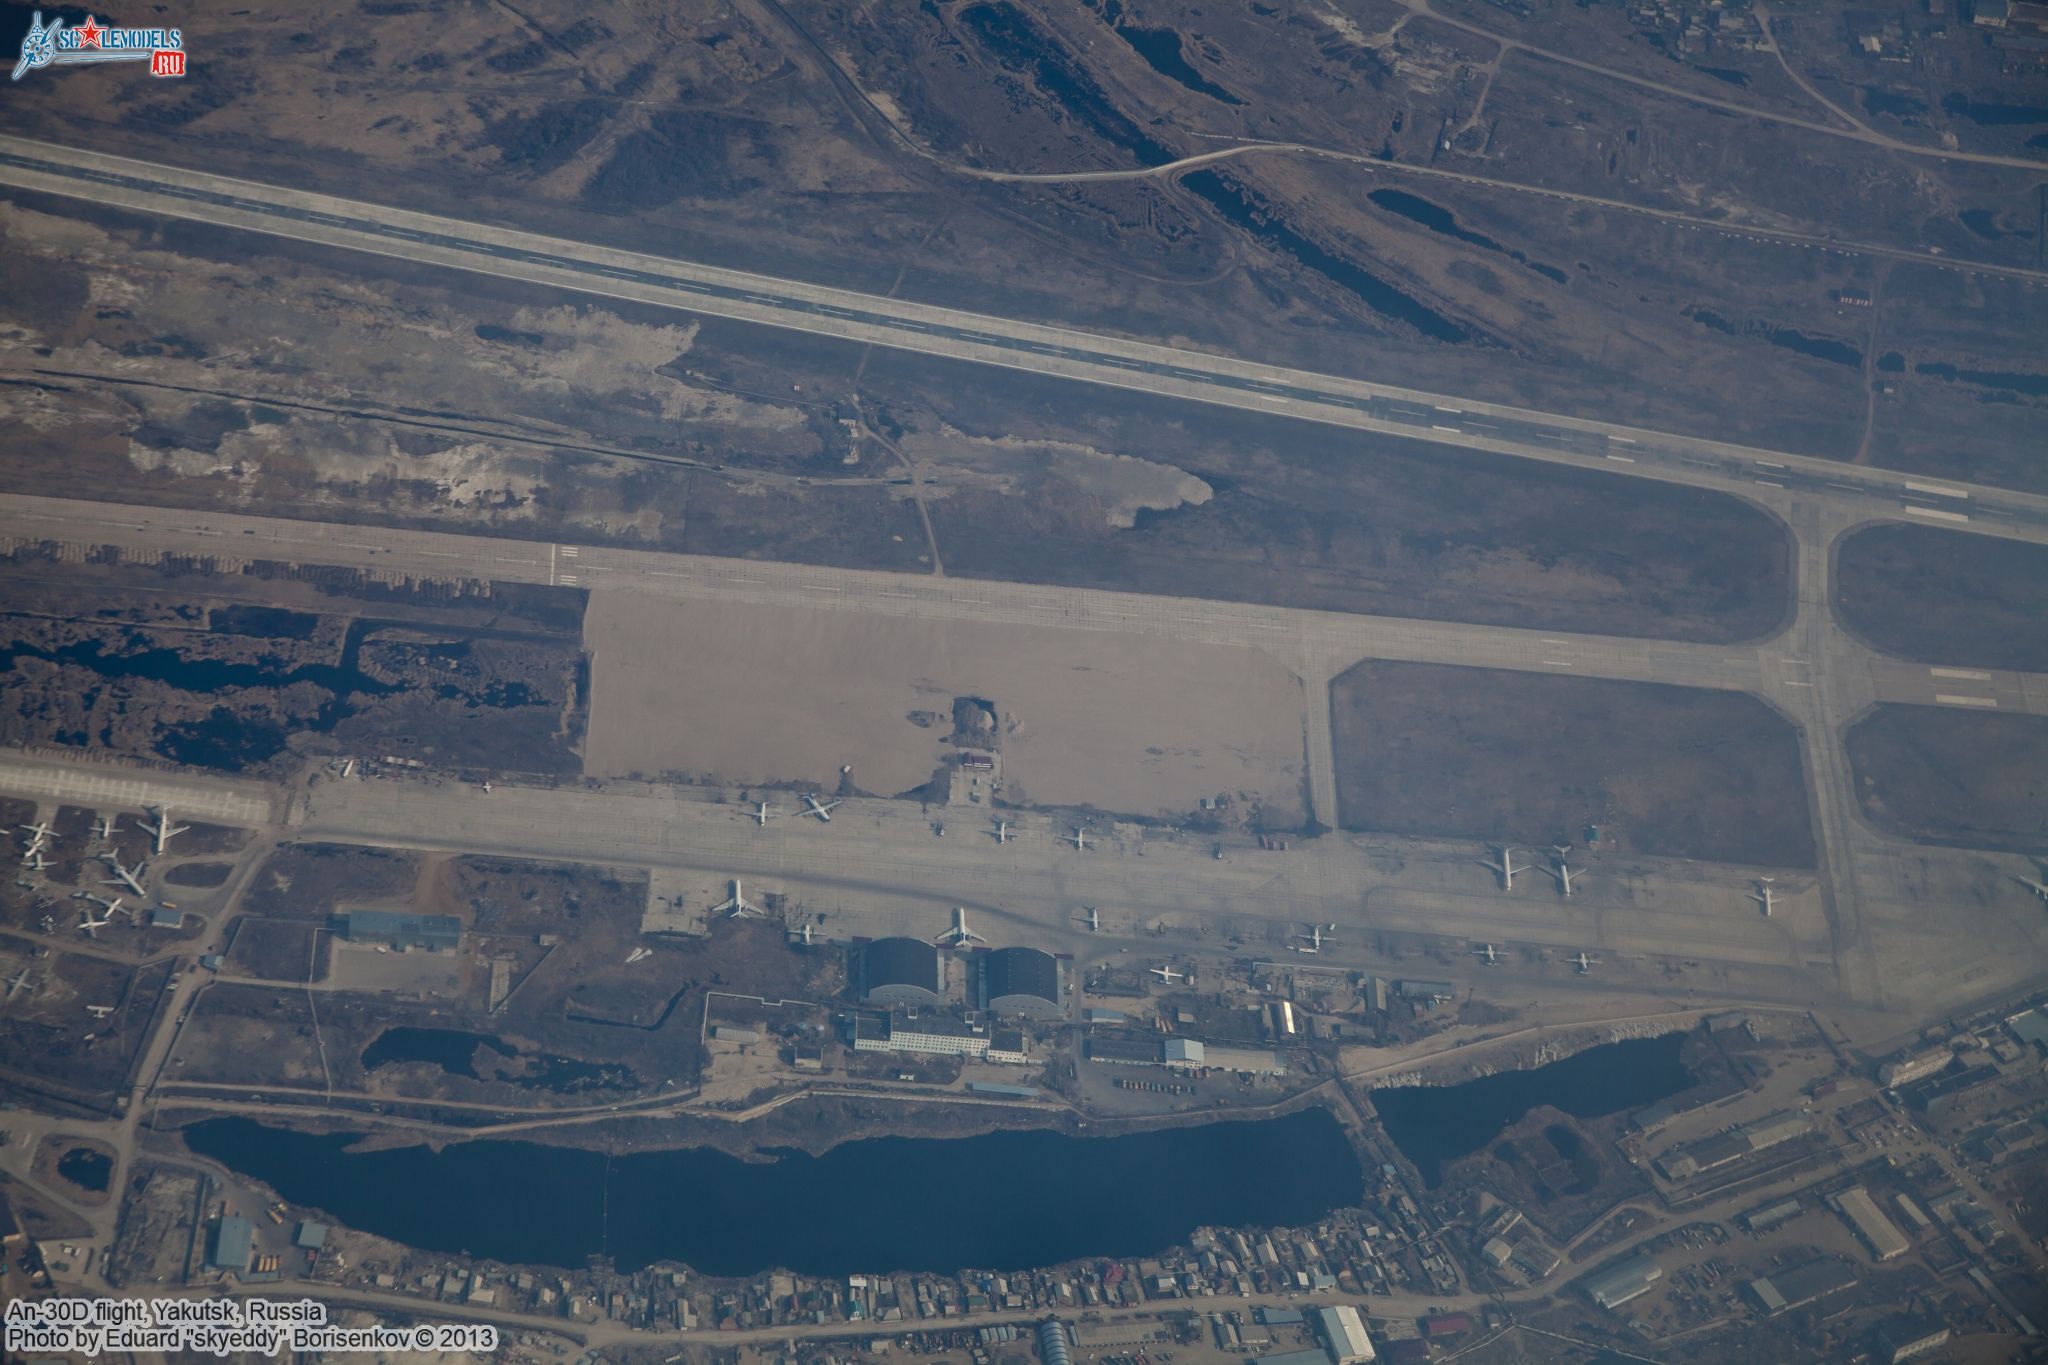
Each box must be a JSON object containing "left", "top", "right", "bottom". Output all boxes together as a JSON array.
[
  {"left": 792, "top": 923, "right": 817, "bottom": 947},
  {"left": 92, "top": 814, "right": 118, "bottom": 841},
  {"left": 76, "top": 909, "right": 113, "bottom": 938},
  {"left": 1540, "top": 847, "right": 1584, "bottom": 899},
  {"left": 1481, "top": 844, "right": 1527, "bottom": 891},
  {"left": 1752, "top": 877, "right": 1777, "bottom": 916},
  {"left": 21, "top": 849, "right": 49, "bottom": 873},
  {"left": 1149, "top": 964, "right": 1184, "bottom": 983},
  {"left": 937, "top": 906, "right": 988, "bottom": 947},
  {"left": 1293, "top": 924, "right": 1336, "bottom": 953},
  {"left": 339, "top": 758, "right": 356, "bottom": 779},
  {"left": 2013, "top": 866, "right": 2048, "bottom": 903},
  {"left": 1062, "top": 826, "right": 1090, "bottom": 851},
  {"left": 750, "top": 801, "right": 782, "bottom": 827},
  {"left": 991, "top": 819, "right": 1013, "bottom": 845},
  {"left": 1473, "top": 943, "right": 1500, "bottom": 965},
  {"left": 85, "top": 1004, "right": 114, "bottom": 1019},
  {"left": 480, "top": 780, "right": 494, "bottom": 794},
  {"left": 103, "top": 855, "right": 147, "bottom": 897},
  {"left": 712, "top": 879, "right": 757, "bottom": 918},
  {"left": 139, "top": 807, "right": 188, "bottom": 855},
  {"left": 801, "top": 794, "right": 842, "bottom": 822},
  {"left": 3, "top": 967, "right": 33, "bottom": 1000},
  {"left": 18, "top": 822, "right": 56, "bottom": 845},
  {"left": 1076, "top": 906, "right": 1101, "bottom": 932},
  {"left": 1571, "top": 951, "right": 1598, "bottom": 973},
  {"left": 624, "top": 947, "right": 652, "bottom": 965}
]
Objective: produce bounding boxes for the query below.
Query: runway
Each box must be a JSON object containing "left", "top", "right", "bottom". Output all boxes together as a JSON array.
[{"left": 5, "top": 134, "right": 2048, "bottom": 539}]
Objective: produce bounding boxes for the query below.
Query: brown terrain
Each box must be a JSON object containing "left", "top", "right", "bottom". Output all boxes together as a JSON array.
[
  {"left": 1846, "top": 705, "right": 2048, "bottom": 852},
  {"left": 1329, "top": 661, "right": 1817, "bottom": 867},
  {"left": 1835, "top": 523, "right": 2048, "bottom": 673}
]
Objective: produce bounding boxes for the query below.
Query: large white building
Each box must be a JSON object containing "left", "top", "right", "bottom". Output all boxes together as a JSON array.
[
  {"left": 852, "top": 1013, "right": 989, "bottom": 1058},
  {"left": 1313, "top": 1305, "right": 1375, "bottom": 1364}
]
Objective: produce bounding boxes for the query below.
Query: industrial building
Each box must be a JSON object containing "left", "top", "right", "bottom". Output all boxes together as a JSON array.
[
  {"left": 1745, "top": 1257, "right": 1855, "bottom": 1315},
  {"left": 206, "top": 1214, "right": 254, "bottom": 1272},
  {"left": 1874, "top": 1313, "right": 1950, "bottom": 1364},
  {"left": 1833, "top": 1186, "right": 1910, "bottom": 1262},
  {"left": 854, "top": 938, "right": 944, "bottom": 1007},
  {"left": 1581, "top": 1254, "right": 1662, "bottom": 1309},
  {"left": 1879, "top": 1047, "right": 1952, "bottom": 1088},
  {"left": 851, "top": 1012, "right": 990, "bottom": 1058},
  {"left": 1395, "top": 980, "right": 1455, "bottom": 1003},
  {"left": 1038, "top": 1318, "right": 1072, "bottom": 1365},
  {"left": 978, "top": 947, "right": 1063, "bottom": 1019},
  {"left": 1655, "top": 1109, "right": 1812, "bottom": 1181},
  {"left": 1740, "top": 1198, "right": 1803, "bottom": 1233},
  {"left": 1313, "top": 1305, "right": 1376, "bottom": 1364},
  {"left": 987, "top": 1029, "right": 1029, "bottom": 1064},
  {"left": 336, "top": 908, "right": 461, "bottom": 952}
]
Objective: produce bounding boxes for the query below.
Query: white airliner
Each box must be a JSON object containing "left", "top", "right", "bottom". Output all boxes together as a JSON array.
[
  {"left": 937, "top": 906, "right": 988, "bottom": 947},
  {"left": 801, "top": 794, "right": 842, "bottom": 822},
  {"left": 85, "top": 1004, "right": 114, "bottom": 1019},
  {"left": 1062, "top": 826, "right": 1089, "bottom": 851},
  {"left": 1571, "top": 951, "right": 1598, "bottom": 973},
  {"left": 139, "top": 807, "right": 189, "bottom": 855},
  {"left": 3, "top": 967, "right": 33, "bottom": 1000},
  {"left": 76, "top": 909, "right": 113, "bottom": 938},
  {"left": 19, "top": 822, "right": 56, "bottom": 845},
  {"left": 750, "top": 801, "right": 781, "bottom": 827},
  {"left": 103, "top": 855, "right": 147, "bottom": 897},
  {"left": 2012, "top": 872, "right": 2048, "bottom": 904},
  {"left": 1293, "top": 924, "right": 1336, "bottom": 953},
  {"left": 1753, "top": 877, "right": 1777, "bottom": 916},
  {"left": 22, "top": 849, "right": 49, "bottom": 873},
  {"left": 792, "top": 923, "right": 817, "bottom": 947},
  {"left": 1076, "top": 906, "right": 1100, "bottom": 932},
  {"left": 712, "top": 879, "right": 757, "bottom": 918},
  {"left": 1482, "top": 844, "right": 1527, "bottom": 891},
  {"left": 991, "top": 819, "right": 1013, "bottom": 845},
  {"left": 1149, "top": 964, "right": 1184, "bottom": 983},
  {"left": 92, "top": 814, "right": 118, "bottom": 841},
  {"left": 1541, "top": 847, "right": 1584, "bottom": 898},
  {"left": 1474, "top": 943, "right": 1500, "bottom": 965},
  {"left": 481, "top": 780, "right": 494, "bottom": 794}
]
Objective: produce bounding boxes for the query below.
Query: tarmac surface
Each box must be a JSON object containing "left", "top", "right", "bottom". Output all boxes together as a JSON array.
[{"left": 1, "top": 488, "right": 2043, "bottom": 1036}]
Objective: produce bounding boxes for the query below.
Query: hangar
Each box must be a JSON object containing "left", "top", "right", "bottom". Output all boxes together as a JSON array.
[
  {"left": 855, "top": 937, "right": 944, "bottom": 1006},
  {"left": 978, "top": 946, "right": 1063, "bottom": 1020}
]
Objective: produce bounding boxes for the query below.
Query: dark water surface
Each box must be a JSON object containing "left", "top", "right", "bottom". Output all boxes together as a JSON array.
[
  {"left": 57, "top": 1146, "right": 113, "bottom": 1192},
  {"left": 185, "top": 1108, "right": 1364, "bottom": 1276},
  {"left": 1372, "top": 1034, "right": 1694, "bottom": 1188}
]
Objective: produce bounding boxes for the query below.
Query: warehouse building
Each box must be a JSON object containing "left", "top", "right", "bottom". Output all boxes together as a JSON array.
[
  {"left": 1581, "top": 1254, "right": 1662, "bottom": 1309},
  {"left": 1833, "top": 1186, "right": 1910, "bottom": 1262},
  {"left": 1879, "top": 1047, "right": 1952, "bottom": 1088},
  {"left": 207, "top": 1214, "right": 254, "bottom": 1272},
  {"left": 855, "top": 938, "right": 944, "bottom": 1007},
  {"left": 336, "top": 909, "right": 461, "bottom": 952},
  {"left": 979, "top": 947, "right": 1063, "bottom": 1020}
]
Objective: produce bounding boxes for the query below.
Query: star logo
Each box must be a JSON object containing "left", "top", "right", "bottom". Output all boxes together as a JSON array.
[{"left": 74, "top": 15, "right": 103, "bottom": 48}]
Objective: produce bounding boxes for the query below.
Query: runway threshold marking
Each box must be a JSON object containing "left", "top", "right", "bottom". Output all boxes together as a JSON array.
[
  {"left": 1903, "top": 504, "right": 1970, "bottom": 523},
  {"left": 1931, "top": 667, "right": 1993, "bottom": 681},
  {"left": 1933, "top": 694, "right": 1998, "bottom": 708}
]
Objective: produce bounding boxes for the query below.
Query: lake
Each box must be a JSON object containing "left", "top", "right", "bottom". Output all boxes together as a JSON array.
[
  {"left": 184, "top": 1107, "right": 1363, "bottom": 1276},
  {"left": 1371, "top": 1033, "right": 1695, "bottom": 1188}
]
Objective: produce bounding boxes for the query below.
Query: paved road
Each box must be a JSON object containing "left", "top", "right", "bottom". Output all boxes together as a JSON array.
[{"left": 5, "top": 135, "right": 2048, "bottom": 539}]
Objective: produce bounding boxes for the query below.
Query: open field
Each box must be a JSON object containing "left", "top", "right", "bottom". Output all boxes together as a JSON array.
[
  {"left": 1835, "top": 523, "right": 2048, "bottom": 673},
  {"left": 1846, "top": 706, "right": 2048, "bottom": 852},
  {"left": 1328, "top": 661, "right": 1816, "bottom": 868},
  {"left": 583, "top": 590, "right": 1308, "bottom": 823},
  {"left": 0, "top": 193, "right": 1801, "bottom": 645}
]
